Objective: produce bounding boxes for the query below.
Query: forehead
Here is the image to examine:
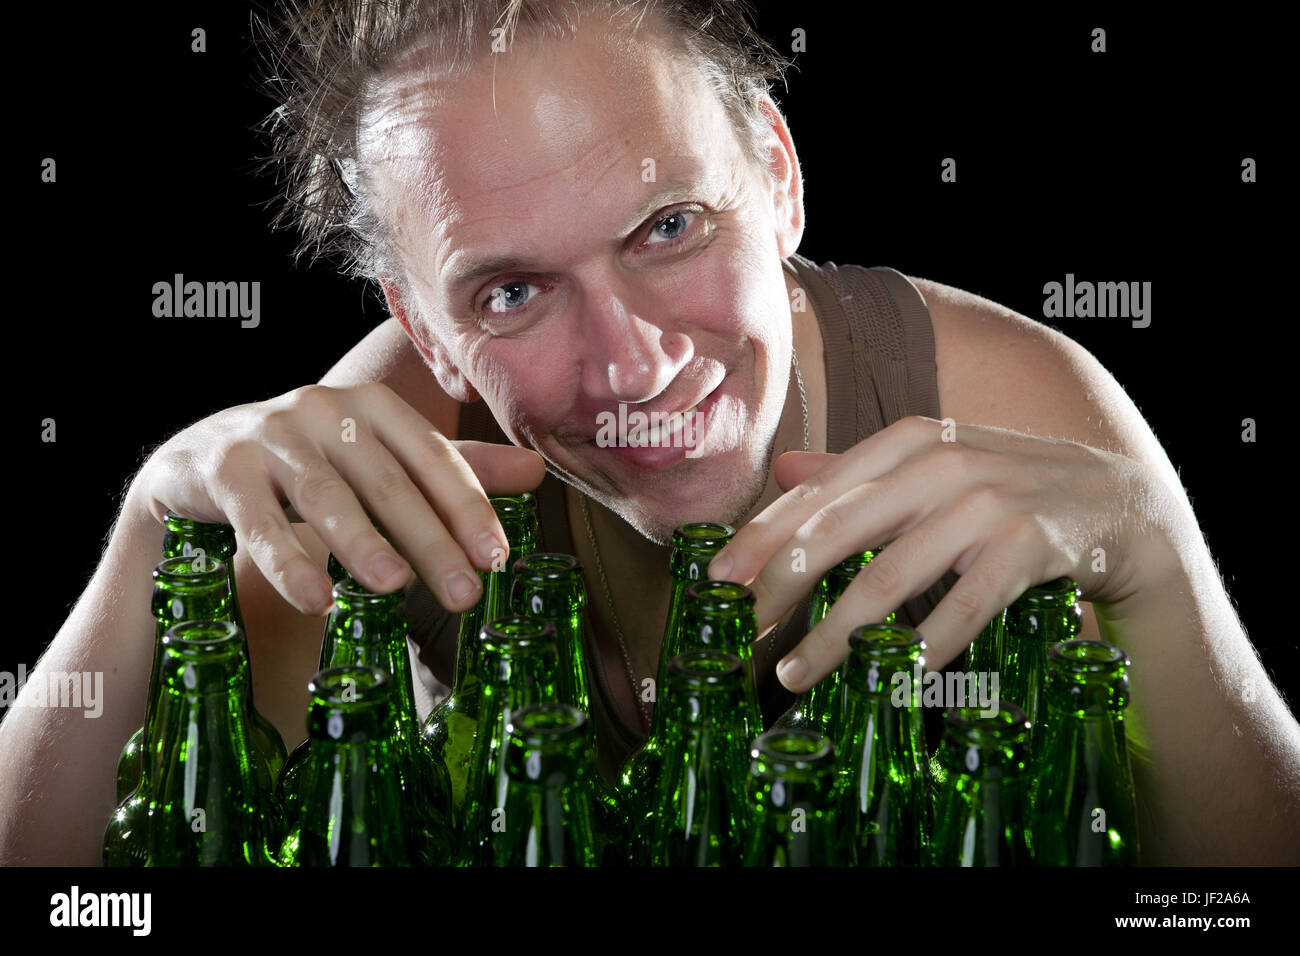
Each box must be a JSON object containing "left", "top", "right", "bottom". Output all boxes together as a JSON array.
[{"left": 359, "top": 17, "right": 743, "bottom": 278}]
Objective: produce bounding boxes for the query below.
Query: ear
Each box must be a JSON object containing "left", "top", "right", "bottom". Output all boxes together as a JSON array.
[
  {"left": 751, "top": 93, "right": 805, "bottom": 260},
  {"left": 381, "top": 277, "right": 481, "bottom": 404}
]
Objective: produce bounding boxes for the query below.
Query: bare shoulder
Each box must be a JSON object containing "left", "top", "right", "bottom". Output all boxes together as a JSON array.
[
  {"left": 906, "top": 274, "right": 1170, "bottom": 469},
  {"left": 319, "top": 316, "right": 460, "bottom": 437}
]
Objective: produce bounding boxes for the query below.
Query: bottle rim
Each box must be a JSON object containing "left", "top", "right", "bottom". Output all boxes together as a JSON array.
[
  {"left": 480, "top": 615, "right": 558, "bottom": 651},
  {"left": 666, "top": 649, "right": 744, "bottom": 687},
  {"left": 160, "top": 619, "right": 243, "bottom": 656},
  {"left": 848, "top": 623, "right": 925, "bottom": 653},
  {"left": 308, "top": 665, "right": 392, "bottom": 706},
  {"left": 751, "top": 729, "right": 834, "bottom": 771},
  {"left": 331, "top": 578, "right": 404, "bottom": 605},
  {"left": 506, "top": 702, "right": 588, "bottom": 746},
  {"left": 683, "top": 579, "right": 754, "bottom": 608},
  {"left": 942, "top": 700, "right": 1031, "bottom": 741},
  {"left": 512, "top": 552, "right": 583, "bottom": 580},
  {"left": 154, "top": 554, "right": 228, "bottom": 584},
  {"left": 490, "top": 492, "right": 536, "bottom": 516},
  {"left": 1049, "top": 638, "right": 1128, "bottom": 671},
  {"left": 1015, "top": 577, "right": 1081, "bottom": 607},
  {"left": 672, "top": 521, "right": 736, "bottom": 545}
]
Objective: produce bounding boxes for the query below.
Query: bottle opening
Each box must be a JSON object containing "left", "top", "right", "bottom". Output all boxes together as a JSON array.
[
  {"left": 160, "top": 619, "right": 242, "bottom": 655},
  {"left": 675, "top": 521, "right": 736, "bottom": 543},
  {"left": 512, "top": 552, "right": 582, "bottom": 579},
  {"left": 1050, "top": 639, "right": 1127, "bottom": 670},
  {"left": 684, "top": 580, "right": 753, "bottom": 604},
  {"left": 943, "top": 701, "right": 1030, "bottom": 741},
  {"left": 849, "top": 623, "right": 924, "bottom": 650},
  {"left": 754, "top": 729, "right": 833, "bottom": 767},
  {"left": 309, "top": 665, "right": 391, "bottom": 705},
  {"left": 490, "top": 492, "right": 536, "bottom": 515},
  {"left": 667, "top": 649, "right": 743, "bottom": 686},
  {"left": 1018, "top": 577, "right": 1081, "bottom": 607},
  {"left": 155, "top": 554, "right": 228, "bottom": 582},
  {"left": 481, "top": 615, "right": 558, "bottom": 651},
  {"left": 507, "top": 703, "right": 587, "bottom": 747}
]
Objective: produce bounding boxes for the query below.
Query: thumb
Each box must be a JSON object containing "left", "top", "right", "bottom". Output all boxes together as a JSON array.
[
  {"left": 454, "top": 441, "right": 548, "bottom": 495},
  {"left": 773, "top": 451, "right": 839, "bottom": 492}
]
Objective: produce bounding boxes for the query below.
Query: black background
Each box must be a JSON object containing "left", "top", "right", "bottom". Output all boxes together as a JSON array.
[{"left": 11, "top": 2, "right": 1291, "bottom": 722}]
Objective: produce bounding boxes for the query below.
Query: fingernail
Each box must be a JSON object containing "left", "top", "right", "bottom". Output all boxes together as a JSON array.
[
  {"left": 305, "top": 576, "right": 333, "bottom": 614},
  {"left": 447, "top": 570, "right": 480, "bottom": 605},
  {"left": 709, "top": 553, "right": 733, "bottom": 581},
  {"left": 370, "top": 552, "right": 403, "bottom": 584},
  {"left": 778, "top": 657, "right": 806, "bottom": 689},
  {"left": 477, "top": 530, "right": 507, "bottom": 569}
]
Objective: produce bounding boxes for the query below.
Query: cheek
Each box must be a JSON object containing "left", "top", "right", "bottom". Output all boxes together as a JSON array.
[{"left": 469, "top": 338, "right": 575, "bottom": 433}]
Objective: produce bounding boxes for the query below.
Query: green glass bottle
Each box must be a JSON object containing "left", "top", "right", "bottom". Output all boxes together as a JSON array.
[
  {"left": 316, "top": 579, "right": 452, "bottom": 849},
  {"left": 143, "top": 621, "right": 279, "bottom": 866},
  {"left": 618, "top": 523, "right": 734, "bottom": 838},
  {"left": 776, "top": 549, "right": 894, "bottom": 734},
  {"left": 280, "top": 667, "right": 412, "bottom": 867},
  {"left": 930, "top": 702, "right": 1033, "bottom": 867},
  {"left": 1001, "top": 578, "right": 1083, "bottom": 736},
  {"left": 1032, "top": 640, "right": 1139, "bottom": 866},
  {"left": 509, "top": 553, "right": 591, "bottom": 715},
  {"left": 837, "top": 623, "right": 930, "bottom": 866},
  {"left": 115, "top": 554, "right": 235, "bottom": 803},
  {"left": 966, "top": 610, "right": 1007, "bottom": 675},
  {"left": 743, "top": 729, "right": 848, "bottom": 866},
  {"left": 653, "top": 522, "right": 737, "bottom": 699},
  {"left": 422, "top": 493, "right": 539, "bottom": 826},
  {"left": 678, "top": 580, "right": 764, "bottom": 742},
  {"left": 460, "top": 616, "right": 560, "bottom": 864},
  {"left": 488, "top": 703, "right": 599, "bottom": 867},
  {"left": 160, "top": 513, "right": 287, "bottom": 783},
  {"left": 648, "top": 650, "right": 753, "bottom": 867}
]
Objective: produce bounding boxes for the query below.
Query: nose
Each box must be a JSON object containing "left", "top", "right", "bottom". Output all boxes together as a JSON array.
[{"left": 577, "top": 281, "right": 692, "bottom": 405}]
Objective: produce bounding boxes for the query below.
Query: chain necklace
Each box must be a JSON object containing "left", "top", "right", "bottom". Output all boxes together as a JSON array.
[{"left": 580, "top": 343, "right": 809, "bottom": 734}]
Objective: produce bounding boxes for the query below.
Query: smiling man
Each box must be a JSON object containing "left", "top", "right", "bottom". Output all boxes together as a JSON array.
[{"left": 0, "top": 0, "right": 1296, "bottom": 866}]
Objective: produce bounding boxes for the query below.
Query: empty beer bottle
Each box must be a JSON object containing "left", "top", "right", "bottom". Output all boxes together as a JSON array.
[
  {"left": 743, "top": 730, "right": 848, "bottom": 866},
  {"left": 144, "top": 621, "right": 279, "bottom": 866},
  {"left": 648, "top": 650, "right": 753, "bottom": 866},
  {"left": 1032, "top": 640, "right": 1140, "bottom": 866},
  {"left": 930, "top": 702, "right": 1033, "bottom": 866},
  {"left": 679, "top": 580, "right": 763, "bottom": 741},
  {"left": 423, "top": 493, "right": 539, "bottom": 826},
  {"left": 160, "top": 513, "right": 286, "bottom": 782},
  {"left": 619, "top": 523, "right": 734, "bottom": 837},
  {"left": 460, "top": 616, "right": 559, "bottom": 864},
  {"left": 777, "top": 549, "right": 894, "bottom": 734},
  {"left": 488, "top": 703, "right": 600, "bottom": 867},
  {"left": 653, "top": 522, "right": 736, "bottom": 700},
  {"left": 115, "top": 554, "right": 234, "bottom": 803},
  {"left": 314, "top": 580, "right": 451, "bottom": 836},
  {"left": 1002, "top": 578, "right": 1083, "bottom": 735},
  {"left": 838, "top": 624, "right": 930, "bottom": 866},
  {"left": 509, "top": 553, "right": 591, "bottom": 714},
  {"left": 280, "top": 667, "right": 412, "bottom": 867}
]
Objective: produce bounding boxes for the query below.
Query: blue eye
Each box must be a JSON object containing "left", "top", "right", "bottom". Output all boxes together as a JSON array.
[
  {"left": 648, "top": 211, "right": 694, "bottom": 244},
  {"left": 485, "top": 280, "right": 536, "bottom": 312}
]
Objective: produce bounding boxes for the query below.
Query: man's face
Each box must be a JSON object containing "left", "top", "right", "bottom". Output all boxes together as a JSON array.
[{"left": 364, "top": 17, "right": 799, "bottom": 544}]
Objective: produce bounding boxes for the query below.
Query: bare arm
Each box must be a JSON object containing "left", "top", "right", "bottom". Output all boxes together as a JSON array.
[{"left": 915, "top": 275, "right": 1300, "bottom": 863}]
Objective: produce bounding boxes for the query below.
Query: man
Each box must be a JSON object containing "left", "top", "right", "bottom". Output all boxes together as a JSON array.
[{"left": 0, "top": 0, "right": 1296, "bottom": 865}]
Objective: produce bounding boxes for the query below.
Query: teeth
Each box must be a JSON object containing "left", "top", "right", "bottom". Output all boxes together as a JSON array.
[{"left": 633, "top": 402, "right": 699, "bottom": 444}]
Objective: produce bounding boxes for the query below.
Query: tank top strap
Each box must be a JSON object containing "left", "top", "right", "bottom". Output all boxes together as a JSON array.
[{"left": 783, "top": 254, "right": 958, "bottom": 631}]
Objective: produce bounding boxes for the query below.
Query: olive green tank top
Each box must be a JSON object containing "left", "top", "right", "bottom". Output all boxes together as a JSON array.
[{"left": 404, "top": 254, "right": 956, "bottom": 782}]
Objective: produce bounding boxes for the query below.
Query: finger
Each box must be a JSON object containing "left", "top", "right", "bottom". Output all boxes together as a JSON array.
[
  {"left": 709, "top": 416, "right": 944, "bottom": 584},
  {"left": 264, "top": 446, "right": 415, "bottom": 597},
  {"left": 363, "top": 413, "right": 518, "bottom": 575},
  {"left": 911, "top": 519, "right": 1055, "bottom": 671},
  {"left": 772, "top": 486, "right": 1008, "bottom": 691},
  {"left": 324, "top": 429, "right": 488, "bottom": 611},
  {"left": 772, "top": 451, "right": 837, "bottom": 493},
  {"left": 208, "top": 468, "right": 336, "bottom": 616},
  {"left": 742, "top": 447, "right": 1000, "bottom": 631},
  {"left": 453, "top": 440, "right": 548, "bottom": 495}
]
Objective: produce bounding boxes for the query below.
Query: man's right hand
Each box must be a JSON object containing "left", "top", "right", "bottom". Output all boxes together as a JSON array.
[{"left": 133, "top": 381, "right": 546, "bottom": 615}]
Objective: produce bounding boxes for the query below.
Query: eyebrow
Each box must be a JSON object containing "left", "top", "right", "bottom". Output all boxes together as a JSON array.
[{"left": 441, "top": 183, "right": 706, "bottom": 301}]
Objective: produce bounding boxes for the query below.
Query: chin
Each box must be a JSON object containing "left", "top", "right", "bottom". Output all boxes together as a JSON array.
[{"left": 602, "top": 449, "right": 770, "bottom": 546}]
